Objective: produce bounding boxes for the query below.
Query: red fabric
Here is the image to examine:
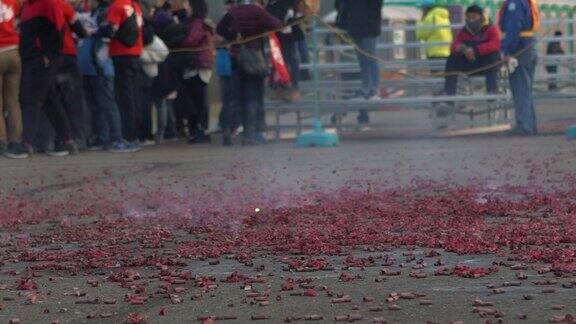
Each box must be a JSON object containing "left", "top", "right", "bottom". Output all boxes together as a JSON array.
[
  {"left": 107, "top": 0, "right": 143, "bottom": 57},
  {"left": 60, "top": 0, "right": 77, "bottom": 55},
  {"left": 20, "top": 0, "right": 65, "bottom": 29},
  {"left": 181, "top": 18, "right": 214, "bottom": 69},
  {"left": 268, "top": 32, "right": 291, "bottom": 86},
  {"left": 451, "top": 24, "right": 501, "bottom": 56},
  {"left": 0, "top": 0, "right": 19, "bottom": 49}
]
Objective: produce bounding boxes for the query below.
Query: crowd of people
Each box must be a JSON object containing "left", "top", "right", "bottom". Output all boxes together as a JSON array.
[
  {"left": 0, "top": 0, "right": 555, "bottom": 159},
  {"left": 415, "top": 0, "right": 554, "bottom": 136},
  {"left": 0, "top": 0, "right": 308, "bottom": 159}
]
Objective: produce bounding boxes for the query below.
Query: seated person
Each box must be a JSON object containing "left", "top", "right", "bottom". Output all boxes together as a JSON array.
[{"left": 444, "top": 5, "right": 501, "bottom": 96}]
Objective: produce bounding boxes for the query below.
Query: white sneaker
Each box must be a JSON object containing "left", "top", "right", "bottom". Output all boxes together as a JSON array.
[
  {"left": 140, "top": 140, "right": 156, "bottom": 147},
  {"left": 366, "top": 94, "right": 383, "bottom": 101}
]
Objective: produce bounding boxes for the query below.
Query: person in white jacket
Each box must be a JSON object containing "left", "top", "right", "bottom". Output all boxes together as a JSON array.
[
  {"left": 137, "top": 1, "right": 169, "bottom": 145},
  {"left": 141, "top": 34, "right": 169, "bottom": 79}
]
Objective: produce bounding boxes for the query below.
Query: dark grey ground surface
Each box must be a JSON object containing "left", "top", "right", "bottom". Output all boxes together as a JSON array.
[{"left": 1, "top": 103, "right": 576, "bottom": 323}]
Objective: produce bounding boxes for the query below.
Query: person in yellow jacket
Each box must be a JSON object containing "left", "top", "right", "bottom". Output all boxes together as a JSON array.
[{"left": 416, "top": 0, "right": 453, "bottom": 60}]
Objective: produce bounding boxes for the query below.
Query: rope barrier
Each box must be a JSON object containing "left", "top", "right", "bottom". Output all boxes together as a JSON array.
[
  {"left": 167, "top": 11, "right": 570, "bottom": 81},
  {"left": 168, "top": 16, "right": 308, "bottom": 53},
  {"left": 316, "top": 14, "right": 562, "bottom": 79}
]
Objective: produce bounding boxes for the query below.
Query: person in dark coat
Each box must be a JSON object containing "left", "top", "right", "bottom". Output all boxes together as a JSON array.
[
  {"left": 217, "top": 0, "right": 282, "bottom": 146},
  {"left": 546, "top": 30, "right": 564, "bottom": 91},
  {"left": 267, "top": 0, "right": 301, "bottom": 101},
  {"left": 19, "top": 0, "right": 78, "bottom": 157},
  {"left": 335, "top": 0, "right": 383, "bottom": 124}
]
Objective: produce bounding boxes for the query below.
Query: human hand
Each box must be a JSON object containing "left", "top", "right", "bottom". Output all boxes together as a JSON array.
[
  {"left": 507, "top": 57, "right": 519, "bottom": 74},
  {"left": 464, "top": 47, "right": 476, "bottom": 61}
]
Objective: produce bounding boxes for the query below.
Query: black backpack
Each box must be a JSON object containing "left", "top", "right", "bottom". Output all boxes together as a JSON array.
[{"left": 115, "top": 4, "right": 139, "bottom": 47}]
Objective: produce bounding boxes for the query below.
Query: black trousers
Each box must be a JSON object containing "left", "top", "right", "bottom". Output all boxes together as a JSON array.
[
  {"left": 57, "top": 55, "right": 88, "bottom": 147},
  {"left": 113, "top": 56, "right": 141, "bottom": 142},
  {"left": 21, "top": 57, "right": 72, "bottom": 145},
  {"left": 137, "top": 69, "right": 154, "bottom": 141},
  {"left": 226, "top": 60, "right": 265, "bottom": 136},
  {"left": 180, "top": 75, "right": 209, "bottom": 135},
  {"left": 444, "top": 52, "right": 501, "bottom": 95},
  {"left": 546, "top": 65, "right": 558, "bottom": 91},
  {"left": 281, "top": 39, "right": 299, "bottom": 88}
]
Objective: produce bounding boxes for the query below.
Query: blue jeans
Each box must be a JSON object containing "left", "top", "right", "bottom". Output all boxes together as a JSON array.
[
  {"left": 155, "top": 98, "right": 176, "bottom": 139},
  {"left": 352, "top": 36, "right": 380, "bottom": 96},
  {"left": 297, "top": 39, "right": 310, "bottom": 64},
  {"left": 84, "top": 75, "right": 123, "bottom": 144},
  {"left": 509, "top": 48, "right": 538, "bottom": 135}
]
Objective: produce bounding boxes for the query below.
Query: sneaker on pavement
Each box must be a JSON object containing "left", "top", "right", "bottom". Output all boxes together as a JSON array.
[
  {"left": 188, "top": 134, "right": 211, "bottom": 144},
  {"left": 46, "top": 140, "right": 78, "bottom": 157},
  {"left": 87, "top": 139, "right": 105, "bottom": 151},
  {"left": 241, "top": 136, "right": 259, "bottom": 146},
  {"left": 129, "top": 141, "right": 142, "bottom": 152},
  {"left": 254, "top": 133, "right": 268, "bottom": 144},
  {"left": 3, "top": 142, "right": 30, "bottom": 159},
  {"left": 366, "top": 93, "right": 383, "bottom": 101},
  {"left": 154, "top": 134, "right": 165, "bottom": 145},
  {"left": 106, "top": 140, "right": 136, "bottom": 153},
  {"left": 140, "top": 139, "right": 156, "bottom": 147}
]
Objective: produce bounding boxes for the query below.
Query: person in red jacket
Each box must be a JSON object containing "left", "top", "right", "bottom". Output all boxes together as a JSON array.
[
  {"left": 0, "top": 0, "right": 27, "bottom": 158},
  {"left": 444, "top": 5, "right": 501, "bottom": 96},
  {"left": 36, "top": 0, "right": 89, "bottom": 152},
  {"left": 105, "top": 0, "right": 144, "bottom": 150},
  {"left": 19, "top": 0, "right": 78, "bottom": 157},
  {"left": 57, "top": 0, "right": 89, "bottom": 148}
]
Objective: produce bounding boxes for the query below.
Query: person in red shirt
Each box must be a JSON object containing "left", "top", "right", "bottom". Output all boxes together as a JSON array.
[
  {"left": 0, "top": 0, "right": 27, "bottom": 158},
  {"left": 19, "top": 0, "right": 78, "bottom": 157},
  {"left": 444, "top": 5, "right": 501, "bottom": 96},
  {"left": 36, "top": 0, "right": 90, "bottom": 151},
  {"left": 104, "top": 0, "right": 144, "bottom": 149}
]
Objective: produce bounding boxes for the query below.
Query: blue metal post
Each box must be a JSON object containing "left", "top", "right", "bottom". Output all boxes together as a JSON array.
[{"left": 312, "top": 15, "right": 322, "bottom": 132}]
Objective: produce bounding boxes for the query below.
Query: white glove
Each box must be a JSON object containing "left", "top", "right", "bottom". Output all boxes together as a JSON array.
[
  {"left": 499, "top": 65, "right": 509, "bottom": 78},
  {"left": 507, "top": 57, "right": 519, "bottom": 74}
]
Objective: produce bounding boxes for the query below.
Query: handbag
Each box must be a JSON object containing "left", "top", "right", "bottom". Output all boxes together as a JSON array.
[
  {"left": 238, "top": 44, "right": 268, "bottom": 76},
  {"left": 234, "top": 15, "right": 268, "bottom": 76}
]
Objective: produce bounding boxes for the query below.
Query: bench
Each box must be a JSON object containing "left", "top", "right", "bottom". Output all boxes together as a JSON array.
[{"left": 264, "top": 17, "right": 576, "bottom": 140}]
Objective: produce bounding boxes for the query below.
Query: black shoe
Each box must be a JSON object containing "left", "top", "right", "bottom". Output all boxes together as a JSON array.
[
  {"left": 3, "top": 142, "right": 31, "bottom": 159},
  {"left": 46, "top": 140, "right": 78, "bottom": 157},
  {"left": 87, "top": 138, "right": 105, "bottom": 151},
  {"left": 222, "top": 129, "right": 232, "bottom": 147},
  {"left": 506, "top": 128, "right": 537, "bottom": 137},
  {"left": 188, "top": 134, "right": 211, "bottom": 144},
  {"left": 241, "top": 135, "right": 259, "bottom": 146},
  {"left": 254, "top": 133, "right": 268, "bottom": 144},
  {"left": 357, "top": 111, "right": 370, "bottom": 124}
]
